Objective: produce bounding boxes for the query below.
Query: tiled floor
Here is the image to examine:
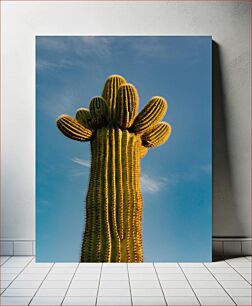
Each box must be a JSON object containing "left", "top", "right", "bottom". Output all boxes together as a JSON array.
[{"left": 0, "top": 256, "right": 251, "bottom": 305}]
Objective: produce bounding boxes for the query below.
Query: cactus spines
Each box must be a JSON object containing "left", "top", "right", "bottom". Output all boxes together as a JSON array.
[
  {"left": 102, "top": 75, "right": 127, "bottom": 121},
  {"left": 89, "top": 96, "right": 109, "bottom": 128},
  {"left": 130, "top": 96, "right": 167, "bottom": 134},
  {"left": 56, "top": 75, "right": 172, "bottom": 262},
  {"left": 142, "top": 122, "right": 172, "bottom": 148},
  {"left": 76, "top": 108, "right": 93, "bottom": 129},
  {"left": 115, "top": 84, "right": 139, "bottom": 129},
  {"left": 57, "top": 115, "right": 93, "bottom": 141}
]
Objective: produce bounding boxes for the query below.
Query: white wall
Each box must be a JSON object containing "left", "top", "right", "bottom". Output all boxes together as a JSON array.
[{"left": 1, "top": 1, "right": 250, "bottom": 241}]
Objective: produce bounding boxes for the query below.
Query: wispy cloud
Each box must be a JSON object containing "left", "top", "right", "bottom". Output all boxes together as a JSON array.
[
  {"left": 128, "top": 37, "right": 205, "bottom": 61},
  {"left": 71, "top": 157, "right": 91, "bottom": 168},
  {"left": 36, "top": 36, "right": 205, "bottom": 74},
  {"left": 79, "top": 37, "right": 113, "bottom": 57},
  {"left": 36, "top": 36, "right": 113, "bottom": 72},
  {"left": 141, "top": 172, "right": 170, "bottom": 194},
  {"left": 69, "top": 158, "right": 90, "bottom": 177},
  {"left": 131, "top": 37, "right": 171, "bottom": 59},
  {"left": 140, "top": 163, "right": 212, "bottom": 194},
  {"left": 36, "top": 37, "right": 67, "bottom": 51},
  {"left": 70, "top": 171, "right": 89, "bottom": 177},
  {"left": 36, "top": 58, "right": 79, "bottom": 71},
  {"left": 37, "top": 85, "right": 83, "bottom": 119},
  {"left": 36, "top": 36, "right": 189, "bottom": 73}
]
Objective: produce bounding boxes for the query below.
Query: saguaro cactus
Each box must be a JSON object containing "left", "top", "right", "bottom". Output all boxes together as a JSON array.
[{"left": 56, "top": 75, "right": 171, "bottom": 262}]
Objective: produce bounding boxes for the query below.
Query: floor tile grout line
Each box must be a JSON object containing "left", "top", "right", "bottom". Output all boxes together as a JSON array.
[
  {"left": 153, "top": 262, "right": 168, "bottom": 306},
  {"left": 203, "top": 263, "right": 238, "bottom": 305},
  {"left": 60, "top": 262, "right": 80, "bottom": 305},
  {"left": 0, "top": 256, "right": 34, "bottom": 298},
  {"left": 244, "top": 256, "right": 252, "bottom": 262},
  {"left": 28, "top": 260, "right": 55, "bottom": 305},
  {"left": 1, "top": 257, "right": 251, "bottom": 305},
  {"left": 226, "top": 257, "right": 251, "bottom": 263},
  {"left": 127, "top": 263, "right": 133, "bottom": 306},
  {"left": 177, "top": 263, "right": 202, "bottom": 306},
  {"left": 0, "top": 255, "right": 13, "bottom": 292},
  {"left": 0, "top": 255, "right": 12, "bottom": 266},
  {"left": 0, "top": 256, "right": 11, "bottom": 295},
  {"left": 225, "top": 260, "right": 252, "bottom": 286},
  {"left": 95, "top": 263, "right": 103, "bottom": 306}
]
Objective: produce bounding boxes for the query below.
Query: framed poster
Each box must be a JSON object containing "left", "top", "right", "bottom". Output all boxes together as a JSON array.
[{"left": 36, "top": 36, "right": 212, "bottom": 262}]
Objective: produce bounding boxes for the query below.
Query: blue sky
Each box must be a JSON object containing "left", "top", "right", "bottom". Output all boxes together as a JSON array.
[{"left": 36, "top": 36, "right": 212, "bottom": 262}]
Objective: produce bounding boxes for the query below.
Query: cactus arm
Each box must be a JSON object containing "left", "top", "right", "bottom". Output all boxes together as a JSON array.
[
  {"left": 57, "top": 115, "right": 93, "bottom": 141},
  {"left": 76, "top": 108, "right": 93, "bottom": 129},
  {"left": 115, "top": 84, "right": 139, "bottom": 129},
  {"left": 130, "top": 96, "right": 167, "bottom": 135},
  {"left": 141, "top": 122, "right": 171, "bottom": 148},
  {"left": 102, "top": 75, "right": 127, "bottom": 122},
  {"left": 89, "top": 96, "right": 109, "bottom": 128}
]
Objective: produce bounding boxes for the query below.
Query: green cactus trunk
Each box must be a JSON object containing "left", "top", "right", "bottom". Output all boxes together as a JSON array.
[{"left": 81, "top": 127, "right": 143, "bottom": 262}]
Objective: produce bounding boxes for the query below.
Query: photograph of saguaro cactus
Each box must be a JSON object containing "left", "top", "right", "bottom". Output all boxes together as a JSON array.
[
  {"left": 36, "top": 36, "right": 212, "bottom": 262},
  {"left": 57, "top": 76, "right": 171, "bottom": 262}
]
